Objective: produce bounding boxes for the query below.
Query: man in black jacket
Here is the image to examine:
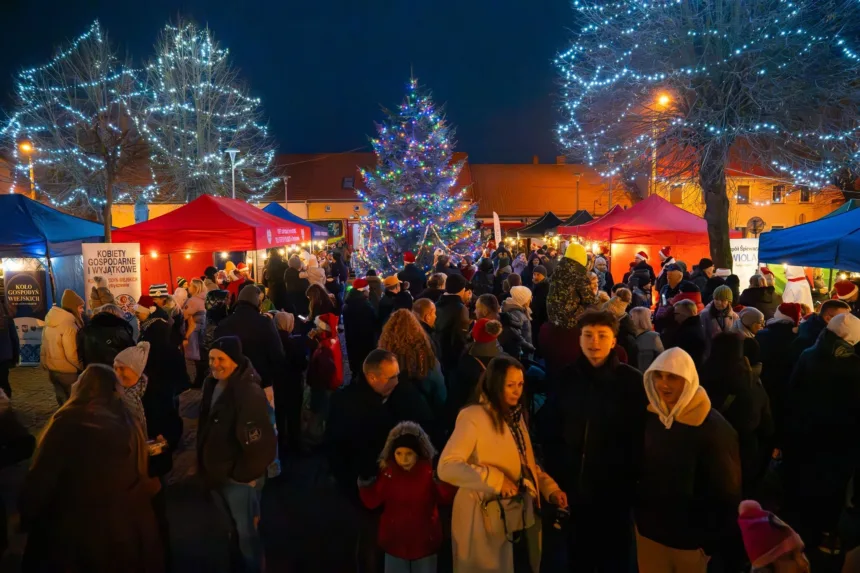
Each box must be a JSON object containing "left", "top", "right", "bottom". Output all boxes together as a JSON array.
[
  {"left": 737, "top": 274, "right": 782, "bottom": 321},
  {"left": 198, "top": 336, "right": 276, "bottom": 573},
  {"left": 434, "top": 274, "right": 472, "bottom": 376},
  {"left": 531, "top": 265, "right": 550, "bottom": 353},
  {"left": 342, "top": 278, "right": 378, "bottom": 377},
  {"left": 214, "top": 285, "right": 286, "bottom": 391},
  {"left": 326, "top": 350, "right": 435, "bottom": 573},
  {"left": 412, "top": 298, "right": 440, "bottom": 359},
  {"left": 78, "top": 305, "right": 135, "bottom": 368},
  {"left": 790, "top": 299, "right": 850, "bottom": 357},
  {"left": 537, "top": 310, "right": 647, "bottom": 571},
  {"left": 377, "top": 275, "right": 414, "bottom": 326},
  {"left": 397, "top": 251, "right": 427, "bottom": 300}
]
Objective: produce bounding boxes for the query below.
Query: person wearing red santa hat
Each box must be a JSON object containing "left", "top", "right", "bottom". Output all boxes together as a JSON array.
[
  {"left": 737, "top": 500, "right": 808, "bottom": 572},
  {"left": 398, "top": 251, "right": 427, "bottom": 300},
  {"left": 833, "top": 278, "right": 860, "bottom": 319},
  {"left": 631, "top": 250, "right": 657, "bottom": 289}
]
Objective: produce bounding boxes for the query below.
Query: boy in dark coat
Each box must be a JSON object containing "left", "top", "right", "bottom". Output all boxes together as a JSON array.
[
  {"left": 397, "top": 252, "right": 427, "bottom": 300},
  {"left": 342, "top": 279, "right": 379, "bottom": 377},
  {"left": 433, "top": 274, "right": 472, "bottom": 376},
  {"left": 537, "top": 310, "right": 647, "bottom": 571},
  {"left": 636, "top": 347, "right": 741, "bottom": 572}
]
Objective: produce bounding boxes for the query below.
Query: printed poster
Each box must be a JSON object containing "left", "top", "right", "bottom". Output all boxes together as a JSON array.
[
  {"left": 4, "top": 267, "right": 48, "bottom": 365},
  {"left": 82, "top": 243, "right": 142, "bottom": 318},
  {"left": 730, "top": 238, "right": 759, "bottom": 295}
]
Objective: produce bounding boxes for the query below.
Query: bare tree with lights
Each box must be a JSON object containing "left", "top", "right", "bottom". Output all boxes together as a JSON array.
[
  {"left": 2, "top": 21, "right": 149, "bottom": 240},
  {"left": 556, "top": 0, "right": 860, "bottom": 266},
  {"left": 137, "top": 19, "right": 279, "bottom": 202}
]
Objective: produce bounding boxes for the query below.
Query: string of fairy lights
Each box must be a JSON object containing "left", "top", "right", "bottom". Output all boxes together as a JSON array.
[
  {"left": 555, "top": 0, "right": 860, "bottom": 191},
  {"left": 2, "top": 20, "right": 278, "bottom": 209},
  {"left": 355, "top": 79, "right": 479, "bottom": 273}
]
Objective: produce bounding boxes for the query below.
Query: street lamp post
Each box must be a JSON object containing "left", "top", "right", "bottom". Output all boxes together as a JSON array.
[
  {"left": 651, "top": 93, "right": 672, "bottom": 196},
  {"left": 574, "top": 172, "right": 582, "bottom": 211},
  {"left": 19, "top": 141, "right": 35, "bottom": 199},
  {"left": 225, "top": 148, "right": 240, "bottom": 199}
]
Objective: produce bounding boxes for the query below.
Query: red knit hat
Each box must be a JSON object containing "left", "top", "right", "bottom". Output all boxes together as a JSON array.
[
  {"left": 237, "top": 262, "right": 249, "bottom": 273},
  {"left": 635, "top": 251, "right": 649, "bottom": 261},
  {"left": 659, "top": 246, "right": 672, "bottom": 260},
  {"left": 834, "top": 279, "right": 859, "bottom": 300},
  {"left": 352, "top": 278, "right": 369, "bottom": 291},
  {"left": 403, "top": 251, "right": 416, "bottom": 264},
  {"left": 471, "top": 318, "right": 503, "bottom": 344},
  {"left": 759, "top": 266, "right": 774, "bottom": 277},
  {"left": 774, "top": 302, "right": 802, "bottom": 326},
  {"left": 738, "top": 500, "right": 804, "bottom": 568}
]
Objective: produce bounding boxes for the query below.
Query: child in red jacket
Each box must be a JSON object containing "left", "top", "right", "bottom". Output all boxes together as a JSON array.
[
  {"left": 305, "top": 313, "right": 343, "bottom": 445},
  {"left": 359, "top": 421, "right": 456, "bottom": 573}
]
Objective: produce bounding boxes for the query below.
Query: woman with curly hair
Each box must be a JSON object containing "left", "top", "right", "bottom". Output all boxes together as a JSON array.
[{"left": 378, "top": 309, "right": 446, "bottom": 418}]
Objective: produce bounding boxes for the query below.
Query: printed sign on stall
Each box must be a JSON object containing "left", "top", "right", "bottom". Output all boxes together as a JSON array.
[
  {"left": 4, "top": 268, "right": 48, "bottom": 365},
  {"left": 82, "top": 243, "right": 142, "bottom": 317},
  {"left": 730, "top": 238, "right": 760, "bottom": 295}
]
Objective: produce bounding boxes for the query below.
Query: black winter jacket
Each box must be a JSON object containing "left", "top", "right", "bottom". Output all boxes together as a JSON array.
[
  {"left": 784, "top": 330, "right": 860, "bottom": 531},
  {"left": 78, "top": 312, "right": 135, "bottom": 368},
  {"left": 398, "top": 264, "right": 427, "bottom": 300},
  {"left": 138, "top": 315, "right": 185, "bottom": 449},
  {"left": 636, "top": 402, "right": 741, "bottom": 553},
  {"left": 450, "top": 341, "right": 505, "bottom": 420},
  {"left": 531, "top": 280, "right": 550, "bottom": 346},
  {"left": 197, "top": 359, "right": 276, "bottom": 486},
  {"left": 215, "top": 302, "right": 286, "bottom": 389},
  {"left": 0, "top": 314, "right": 19, "bottom": 366},
  {"left": 378, "top": 289, "right": 414, "bottom": 326},
  {"left": 326, "top": 375, "right": 435, "bottom": 499},
  {"left": 416, "top": 287, "right": 444, "bottom": 303},
  {"left": 283, "top": 267, "right": 311, "bottom": 316},
  {"left": 663, "top": 316, "right": 707, "bottom": 372},
  {"left": 737, "top": 287, "right": 782, "bottom": 321},
  {"left": 342, "top": 290, "right": 379, "bottom": 375},
  {"left": 755, "top": 320, "right": 797, "bottom": 444},
  {"left": 537, "top": 353, "right": 647, "bottom": 507},
  {"left": 789, "top": 313, "right": 825, "bottom": 358},
  {"left": 434, "top": 294, "right": 470, "bottom": 374},
  {"left": 470, "top": 271, "right": 495, "bottom": 299}
]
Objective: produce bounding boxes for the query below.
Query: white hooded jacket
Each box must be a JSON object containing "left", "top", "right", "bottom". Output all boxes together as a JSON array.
[
  {"left": 643, "top": 347, "right": 711, "bottom": 429},
  {"left": 300, "top": 253, "right": 326, "bottom": 288},
  {"left": 781, "top": 265, "right": 813, "bottom": 312},
  {"left": 40, "top": 306, "right": 83, "bottom": 374}
]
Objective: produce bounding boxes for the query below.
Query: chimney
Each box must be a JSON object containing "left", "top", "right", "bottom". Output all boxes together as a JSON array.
[
  {"left": 556, "top": 156, "right": 566, "bottom": 165},
  {"left": 532, "top": 155, "right": 539, "bottom": 165}
]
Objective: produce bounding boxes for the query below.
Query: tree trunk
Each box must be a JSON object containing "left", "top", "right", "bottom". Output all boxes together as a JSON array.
[
  {"left": 699, "top": 151, "right": 732, "bottom": 269},
  {"left": 104, "top": 173, "right": 113, "bottom": 242}
]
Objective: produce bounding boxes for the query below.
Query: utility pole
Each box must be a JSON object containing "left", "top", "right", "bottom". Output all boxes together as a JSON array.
[
  {"left": 283, "top": 175, "right": 291, "bottom": 205},
  {"left": 226, "top": 148, "right": 240, "bottom": 199}
]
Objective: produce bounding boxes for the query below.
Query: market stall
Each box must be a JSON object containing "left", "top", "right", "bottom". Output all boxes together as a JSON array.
[
  {"left": 113, "top": 195, "right": 309, "bottom": 287},
  {"left": 0, "top": 194, "right": 106, "bottom": 363},
  {"left": 557, "top": 195, "right": 732, "bottom": 271}
]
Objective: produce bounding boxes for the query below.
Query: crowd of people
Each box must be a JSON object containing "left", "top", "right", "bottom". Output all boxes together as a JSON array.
[{"left": 0, "top": 237, "right": 858, "bottom": 572}]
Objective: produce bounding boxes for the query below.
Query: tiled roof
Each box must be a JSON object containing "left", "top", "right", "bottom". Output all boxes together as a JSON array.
[{"left": 275, "top": 152, "right": 473, "bottom": 202}]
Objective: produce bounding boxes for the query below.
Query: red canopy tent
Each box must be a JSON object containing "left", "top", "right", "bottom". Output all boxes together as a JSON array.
[
  {"left": 557, "top": 195, "right": 738, "bottom": 272},
  {"left": 113, "top": 195, "right": 309, "bottom": 288}
]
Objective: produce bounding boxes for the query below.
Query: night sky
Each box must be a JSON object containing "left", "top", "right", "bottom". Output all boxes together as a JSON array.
[{"left": 0, "top": 0, "right": 573, "bottom": 164}]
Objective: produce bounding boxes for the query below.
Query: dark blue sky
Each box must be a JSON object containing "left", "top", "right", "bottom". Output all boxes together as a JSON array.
[{"left": 0, "top": 1, "right": 573, "bottom": 164}]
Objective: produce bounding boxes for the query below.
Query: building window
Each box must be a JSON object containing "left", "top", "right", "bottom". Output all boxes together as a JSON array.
[
  {"left": 669, "top": 185, "right": 683, "bottom": 204},
  {"left": 736, "top": 185, "right": 750, "bottom": 205},
  {"left": 799, "top": 213, "right": 806, "bottom": 224},
  {"left": 798, "top": 186, "right": 811, "bottom": 203},
  {"left": 341, "top": 177, "right": 354, "bottom": 189},
  {"left": 772, "top": 185, "right": 784, "bottom": 203},
  {"left": 771, "top": 225, "right": 784, "bottom": 230}
]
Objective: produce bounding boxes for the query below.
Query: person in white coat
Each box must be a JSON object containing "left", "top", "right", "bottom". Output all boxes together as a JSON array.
[
  {"left": 300, "top": 251, "right": 327, "bottom": 288},
  {"left": 438, "top": 355, "right": 567, "bottom": 573},
  {"left": 40, "top": 289, "right": 84, "bottom": 405},
  {"left": 781, "top": 266, "right": 813, "bottom": 313}
]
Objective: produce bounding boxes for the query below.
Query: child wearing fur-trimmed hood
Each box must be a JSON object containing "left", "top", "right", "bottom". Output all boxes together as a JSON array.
[{"left": 359, "top": 421, "right": 456, "bottom": 573}]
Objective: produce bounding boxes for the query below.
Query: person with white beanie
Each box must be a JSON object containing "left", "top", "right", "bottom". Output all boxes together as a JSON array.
[
  {"left": 636, "top": 347, "right": 741, "bottom": 572},
  {"left": 784, "top": 312, "right": 860, "bottom": 549},
  {"left": 502, "top": 285, "right": 534, "bottom": 357},
  {"left": 113, "top": 342, "right": 151, "bottom": 436}
]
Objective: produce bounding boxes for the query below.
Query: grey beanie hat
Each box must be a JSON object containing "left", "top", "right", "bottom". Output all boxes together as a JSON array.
[
  {"left": 237, "top": 284, "right": 262, "bottom": 308},
  {"left": 114, "top": 341, "right": 151, "bottom": 376},
  {"left": 739, "top": 307, "right": 765, "bottom": 329}
]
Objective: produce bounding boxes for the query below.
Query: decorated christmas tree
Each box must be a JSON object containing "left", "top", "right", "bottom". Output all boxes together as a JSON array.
[{"left": 355, "top": 79, "right": 479, "bottom": 275}]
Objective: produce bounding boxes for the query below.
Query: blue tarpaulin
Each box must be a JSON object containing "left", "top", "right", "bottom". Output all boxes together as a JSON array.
[
  {"left": 759, "top": 206, "right": 860, "bottom": 271},
  {"left": 262, "top": 203, "right": 330, "bottom": 240},
  {"left": 0, "top": 194, "right": 105, "bottom": 258}
]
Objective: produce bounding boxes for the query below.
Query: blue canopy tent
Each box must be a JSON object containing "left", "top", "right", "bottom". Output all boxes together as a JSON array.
[
  {"left": 262, "top": 203, "right": 329, "bottom": 241},
  {"left": 0, "top": 194, "right": 105, "bottom": 300},
  {"left": 822, "top": 199, "right": 860, "bottom": 219},
  {"left": 759, "top": 207, "right": 860, "bottom": 271}
]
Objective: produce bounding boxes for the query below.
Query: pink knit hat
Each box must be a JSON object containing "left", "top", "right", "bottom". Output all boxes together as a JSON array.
[{"left": 737, "top": 500, "right": 804, "bottom": 568}]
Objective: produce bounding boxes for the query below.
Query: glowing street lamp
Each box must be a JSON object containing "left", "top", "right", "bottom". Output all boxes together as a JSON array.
[
  {"left": 651, "top": 92, "right": 672, "bottom": 196},
  {"left": 18, "top": 141, "right": 35, "bottom": 198}
]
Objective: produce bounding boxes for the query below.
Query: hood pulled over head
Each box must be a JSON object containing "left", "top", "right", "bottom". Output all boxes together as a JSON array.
[{"left": 643, "top": 347, "right": 710, "bottom": 429}]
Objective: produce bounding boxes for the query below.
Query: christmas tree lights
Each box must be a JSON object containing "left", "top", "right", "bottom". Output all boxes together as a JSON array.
[
  {"left": 135, "top": 20, "right": 278, "bottom": 202},
  {"left": 355, "top": 79, "right": 479, "bottom": 274},
  {"left": 556, "top": 0, "right": 860, "bottom": 265}
]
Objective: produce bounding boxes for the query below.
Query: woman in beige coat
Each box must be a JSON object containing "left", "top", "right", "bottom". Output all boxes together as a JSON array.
[{"left": 439, "top": 355, "right": 567, "bottom": 572}]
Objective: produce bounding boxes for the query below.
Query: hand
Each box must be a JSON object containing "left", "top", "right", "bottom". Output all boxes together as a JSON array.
[
  {"left": 499, "top": 475, "right": 519, "bottom": 498},
  {"left": 182, "top": 339, "right": 189, "bottom": 348},
  {"left": 549, "top": 490, "right": 569, "bottom": 509}
]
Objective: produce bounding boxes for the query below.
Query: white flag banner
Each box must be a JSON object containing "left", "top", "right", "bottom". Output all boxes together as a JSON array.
[
  {"left": 731, "top": 238, "right": 759, "bottom": 294},
  {"left": 493, "top": 212, "right": 502, "bottom": 245}
]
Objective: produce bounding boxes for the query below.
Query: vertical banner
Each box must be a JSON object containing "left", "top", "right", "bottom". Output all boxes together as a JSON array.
[
  {"left": 82, "top": 243, "right": 142, "bottom": 318},
  {"left": 730, "top": 238, "right": 760, "bottom": 294},
  {"left": 492, "top": 212, "right": 502, "bottom": 246},
  {"left": 4, "top": 266, "right": 48, "bottom": 365}
]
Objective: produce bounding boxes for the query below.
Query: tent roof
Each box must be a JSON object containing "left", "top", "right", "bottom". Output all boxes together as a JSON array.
[
  {"left": 513, "top": 212, "right": 564, "bottom": 238},
  {"left": 557, "top": 195, "right": 728, "bottom": 245},
  {"left": 558, "top": 210, "right": 593, "bottom": 227},
  {"left": 0, "top": 194, "right": 105, "bottom": 257},
  {"left": 262, "top": 203, "right": 329, "bottom": 240},
  {"left": 759, "top": 206, "right": 860, "bottom": 271},
  {"left": 822, "top": 199, "right": 860, "bottom": 219},
  {"left": 556, "top": 204, "right": 622, "bottom": 236},
  {"left": 113, "top": 195, "right": 309, "bottom": 254}
]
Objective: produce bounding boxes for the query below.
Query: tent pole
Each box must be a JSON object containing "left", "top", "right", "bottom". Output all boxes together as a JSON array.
[
  {"left": 167, "top": 254, "right": 175, "bottom": 290},
  {"left": 44, "top": 243, "right": 58, "bottom": 303}
]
